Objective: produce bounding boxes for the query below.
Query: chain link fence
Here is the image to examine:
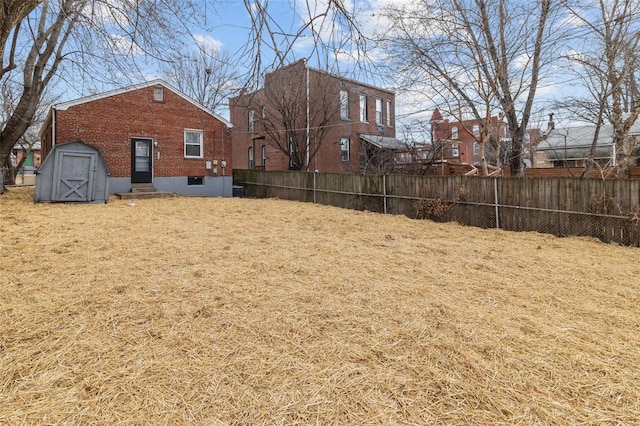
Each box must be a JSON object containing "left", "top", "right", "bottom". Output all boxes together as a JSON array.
[{"left": 234, "top": 170, "right": 640, "bottom": 247}]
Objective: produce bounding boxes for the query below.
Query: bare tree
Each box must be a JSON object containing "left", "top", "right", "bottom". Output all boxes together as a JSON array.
[
  {"left": 239, "top": 0, "right": 369, "bottom": 83},
  {"left": 378, "top": 0, "right": 562, "bottom": 177},
  {"left": 234, "top": 63, "right": 339, "bottom": 171},
  {"left": 1, "top": 0, "right": 370, "bottom": 187},
  {"left": 160, "top": 46, "right": 240, "bottom": 116},
  {"left": 0, "top": 0, "right": 211, "bottom": 184},
  {"left": 1, "top": 76, "right": 59, "bottom": 181},
  {"left": 558, "top": 0, "right": 640, "bottom": 178}
]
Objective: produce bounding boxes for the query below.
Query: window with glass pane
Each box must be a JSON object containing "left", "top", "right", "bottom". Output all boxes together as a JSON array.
[
  {"left": 340, "top": 90, "right": 349, "bottom": 120},
  {"left": 184, "top": 130, "right": 203, "bottom": 158},
  {"left": 135, "top": 141, "right": 150, "bottom": 171},
  {"left": 386, "top": 100, "right": 393, "bottom": 127},
  {"left": 359, "top": 94, "right": 367, "bottom": 122},
  {"left": 375, "top": 98, "right": 383, "bottom": 125},
  {"left": 248, "top": 110, "right": 255, "bottom": 133},
  {"left": 340, "top": 137, "right": 350, "bottom": 161}
]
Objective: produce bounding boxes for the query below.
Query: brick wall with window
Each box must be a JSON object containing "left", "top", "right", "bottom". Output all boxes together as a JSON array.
[
  {"left": 230, "top": 60, "right": 396, "bottom": 173},
  {"left": 47, "top": 83, "right": 232, "bottom": 178}
]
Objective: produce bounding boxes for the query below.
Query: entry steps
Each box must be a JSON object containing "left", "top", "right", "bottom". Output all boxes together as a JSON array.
[{"left": 115, "top": 183, "right": 174, "bottom": 199}]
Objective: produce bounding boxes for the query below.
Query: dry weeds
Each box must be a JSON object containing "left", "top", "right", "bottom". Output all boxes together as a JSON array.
[{"left": 1, "top": 186, "right": 639, "bottom": 425}]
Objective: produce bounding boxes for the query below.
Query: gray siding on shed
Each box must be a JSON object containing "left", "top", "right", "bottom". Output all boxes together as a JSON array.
[{"left": 35, "top": 140, "right": 111, "bottom": 203}]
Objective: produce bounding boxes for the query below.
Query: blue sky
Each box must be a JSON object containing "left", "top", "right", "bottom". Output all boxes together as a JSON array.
[{"left": 47, "top": 0, "right": 624, "bottom": 133}]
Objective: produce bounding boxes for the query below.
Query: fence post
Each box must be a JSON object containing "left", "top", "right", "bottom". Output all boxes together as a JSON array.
[
  {"left": 313, "top": 170, "right": 317, "bottom": 203},
  {"left": 383, "top": 174, "right": 387, "bottom": 214},
  {"left": 494, "top": 177, "right": 500, "bottom": 229}
]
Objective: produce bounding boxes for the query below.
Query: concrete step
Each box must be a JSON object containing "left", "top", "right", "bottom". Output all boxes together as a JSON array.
[
  {"left": 131, "top": 183, "right": 157, "bottom": 193},
  {"left": 115, "top": 191, "right": 174, "bottom": 200}
]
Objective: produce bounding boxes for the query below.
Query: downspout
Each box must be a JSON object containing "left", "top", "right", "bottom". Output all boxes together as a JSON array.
[
  {"left": 305, "top": 60, "right": 310, "bottom": 170},
  {"left": 52, "top": 108, "right": 56, "bottom": 148},
  {"left": 221, "top": 130, "right": 225, "bottom": 176}
]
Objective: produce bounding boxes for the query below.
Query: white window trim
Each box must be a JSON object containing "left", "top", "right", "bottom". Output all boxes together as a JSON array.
[
  {"left": 359, "top": 94, "right": 368, "bottom": 123},
  {"left": 473, "top": 124, "right": 480, "bottom": 136},
  {"left": 340, "top": 90, "right": 349, "bottom": 120},
  {"left": 248, "top": 110, "right": 255, "bottom": 133},
  {"left": 386, "top": 100, "right": 393, "bottom": 128},
  {"left": 451, "top": 143, "right": 459, "bottom": 157},
  {"left": 184, "top": 129, "right": 203, "bottom": 158},
  {"left": 451, "top": 126, "right": 458, "bottom": 139},
  {"left": 375, "top": 98, "right": 383, "bottom": 125}
]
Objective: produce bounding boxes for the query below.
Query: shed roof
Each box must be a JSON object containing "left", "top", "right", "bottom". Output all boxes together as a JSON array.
[
  {"left": 538, "top": 122, "right": 640, "bottom": 151},
  {"left": 360, "top": 134, "right": 408, "bottom": 150},
  {"left": 537, "top": 123, "right": 640, "bottom": 160}
]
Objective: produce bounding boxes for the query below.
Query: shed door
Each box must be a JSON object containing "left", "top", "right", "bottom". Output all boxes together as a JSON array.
[
  {"left": 52, "top": 150, "right": 97, "bottom": 202},
  {"left": 131, "top": 138, "right": 153, "bottom": 183}
]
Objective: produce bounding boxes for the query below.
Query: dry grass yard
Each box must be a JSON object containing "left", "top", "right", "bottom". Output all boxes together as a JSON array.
[{"left": 1, "top": 186, "right": 639, "bottom": 425}]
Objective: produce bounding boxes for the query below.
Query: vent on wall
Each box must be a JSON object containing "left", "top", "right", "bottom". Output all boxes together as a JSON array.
[{"left": 154, "top": 86, "right": 164, "bottom": 102}]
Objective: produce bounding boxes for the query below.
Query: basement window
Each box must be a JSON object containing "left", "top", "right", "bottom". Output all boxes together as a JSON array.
[{"left": 188, "top": 176, "right": 204, "bottom": 185}]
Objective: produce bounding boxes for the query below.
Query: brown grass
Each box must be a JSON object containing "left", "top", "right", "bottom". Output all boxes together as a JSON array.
[{"left": 1, "top": 186, "right": 639, "bottom": 425}]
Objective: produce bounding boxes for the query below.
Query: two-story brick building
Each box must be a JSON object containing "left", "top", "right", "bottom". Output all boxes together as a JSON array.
[
  {"left": 39, "top": 79, "right": 233, "bottom": 196},
  {"left": 429, "top": 108, "right": 540, "bottom": 171},
  {"left": 230, "top": 60, "right": 405, "bottom": 174}
]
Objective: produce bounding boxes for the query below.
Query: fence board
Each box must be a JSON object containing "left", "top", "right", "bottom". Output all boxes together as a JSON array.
[{"left": 233, "top": 170, "right": 640, "bottom": 246}]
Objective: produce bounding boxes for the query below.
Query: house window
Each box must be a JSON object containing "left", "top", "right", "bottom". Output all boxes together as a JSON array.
[
  {"left": 248, "top": 110, "right": 255, "bottom": 133},
  {"left": 340, "top": 90, "right": 349, "bottom": 120},
  {"left": 248, "top": 146, "right": 254, "bottom": 169},
  {"left": 473, "top": 124, "right": 480, "bottom": 136},
  {"left": 261, "top": 105, "right": 266, "bottom": 119},
  {"left": 340, "top": 137, "right": 350, "bottom": 161},
  {"left": 187, "top": 176, "right": 203, "bottom": 185},
  {"left": 359, "top": 94, "right": 368, "bottom": 122},
  {"left": 184, "top": 129, "right": 203, "bottom": 158},
  {"left": 154, "top": 86, "right": 163, "bottom": 101},
  {"left": 451, "top": 127, "right": 458, "bottom": 139},
  {"left": 375, "top": 98, "right": 383, "bottom": 125},
  {"left": 386, "top": 100, "right": 393, "bottom": 127},
  {"left": 473, "top": 142, "right": 480, "bottom": 156},
  {"left": 288, "top": 138, "right": 295, "bottom": 169},
  {"left": 261, "top": 145, "right": 266, "bottom": 166},
  {"left": 451, "top": 143, "right": 459, "bottom": 157}
]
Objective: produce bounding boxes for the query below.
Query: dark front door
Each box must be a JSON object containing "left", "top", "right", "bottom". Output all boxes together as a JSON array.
[{"left": 131, "top": 138, "right": 153, "bottom": 183}]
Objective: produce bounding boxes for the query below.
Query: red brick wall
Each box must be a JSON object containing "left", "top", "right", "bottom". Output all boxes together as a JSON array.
[
  {"left": 47, "top": 85, "right": 232, "bottom": 178},
  {"left": 230, "top": 60, "right": 396, "bottom": 173}
]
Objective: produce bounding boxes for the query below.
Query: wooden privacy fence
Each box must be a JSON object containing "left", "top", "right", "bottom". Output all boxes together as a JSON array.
[{"left": 233, "top": 170, "right": 640, "bottom": 247}]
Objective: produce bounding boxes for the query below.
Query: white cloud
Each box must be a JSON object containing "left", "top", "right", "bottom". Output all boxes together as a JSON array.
[
  {"left": 107, "top": 34, "right": 143, "bottom": 56},
  {"left": 193, "top": 34, "right": 224, "bottom": 54}
]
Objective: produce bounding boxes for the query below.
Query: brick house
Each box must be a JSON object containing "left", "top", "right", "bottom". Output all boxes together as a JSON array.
[
  {"left": 230, "top": 60, "right": 404, "bottom": 174},
  {"left": 11, "top": 141, "right": 41, "bottom": 169},
  {"left": 39, "top": 79, "right": 233, "bottom": 196},
  {"left": 429, "top": 108, "right": 539, "bottom": 171},
  {"left": 429, "top": 108, "right": 505, "bottom": 166}
]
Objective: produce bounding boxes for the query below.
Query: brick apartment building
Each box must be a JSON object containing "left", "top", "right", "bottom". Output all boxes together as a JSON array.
[
  {"left": 39, "top": 80, "right": 233, "bottom": 196},
  {"left": 429, "top": 108, "right": 539, "bottom": 170},
  {"left": 230, "top": 60, "right": 405, "bottom": 174}
]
